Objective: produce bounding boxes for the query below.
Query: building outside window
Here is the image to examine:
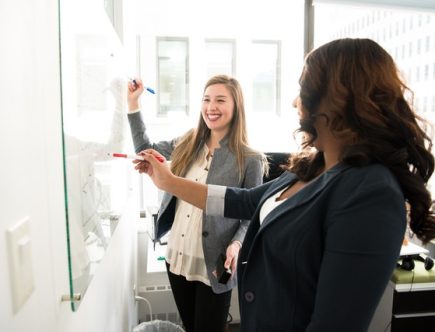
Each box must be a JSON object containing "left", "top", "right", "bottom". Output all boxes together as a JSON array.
[{"left": 313, "top": 1, "right": 435, "bottom": 191}]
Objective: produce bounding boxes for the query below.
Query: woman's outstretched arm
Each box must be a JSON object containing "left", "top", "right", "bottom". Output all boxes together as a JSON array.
[{"left": 134, "top": 149, "right": 208, "bottom": 210}]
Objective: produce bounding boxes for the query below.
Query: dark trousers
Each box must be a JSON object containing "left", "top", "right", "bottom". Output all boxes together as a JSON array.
[{"left": 166, "top": 263, "right": 232, "bottom": 332}]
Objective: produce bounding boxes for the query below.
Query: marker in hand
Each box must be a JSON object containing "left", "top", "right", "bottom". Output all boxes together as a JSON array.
[
  {"left": 129, "top": 78, "right": 155, "bottom": 94},
  {"left": 111, "top": 153, "right": 164, "bottom": 163},
  {"left": 144, "top": 86, "right": 155, "bottom": 94}
]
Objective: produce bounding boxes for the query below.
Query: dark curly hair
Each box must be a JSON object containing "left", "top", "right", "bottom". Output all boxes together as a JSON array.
[{"left": 290, "top": 38, "right": 435, "bottom": 244}]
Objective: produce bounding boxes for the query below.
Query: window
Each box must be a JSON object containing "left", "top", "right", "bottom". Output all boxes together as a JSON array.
[
  {"left": 157, "top": 37, "right": 189, "bottom": 116},
  {"left": 251, "top": 41, "right": 281, "bottom": 114},
  {"left": 204, "top": 39, "right": 235, "bottom": 78}
]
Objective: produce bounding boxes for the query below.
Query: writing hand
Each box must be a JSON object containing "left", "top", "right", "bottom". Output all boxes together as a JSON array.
[
  {"left": 134, "top": 149, "right": 173, "bottom": 191},
  {"left": 127, "top": 78, "right": 144, "bottom": 110}
]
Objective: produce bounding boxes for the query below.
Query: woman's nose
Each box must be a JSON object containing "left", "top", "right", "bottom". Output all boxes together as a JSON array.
[{"left": 292, "top": 96, "right": 299, "bottom": 108}]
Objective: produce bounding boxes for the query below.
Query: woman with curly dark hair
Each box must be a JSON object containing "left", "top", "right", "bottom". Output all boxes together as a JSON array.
[{"left": 134, "top": 38, "right": 435, "bottom": 331}]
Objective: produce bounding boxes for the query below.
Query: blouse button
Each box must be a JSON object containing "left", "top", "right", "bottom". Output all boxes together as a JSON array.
[
  {"left": 202, "top": 231, "right": 209, "bottom": 237},
  {"left": 244, "top": 291, "right": 255, "bottom": 303}
]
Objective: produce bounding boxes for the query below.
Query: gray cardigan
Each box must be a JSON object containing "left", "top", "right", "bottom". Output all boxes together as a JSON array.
[{"left": 128, "top": 111, "right": 264, "bottom": 293}]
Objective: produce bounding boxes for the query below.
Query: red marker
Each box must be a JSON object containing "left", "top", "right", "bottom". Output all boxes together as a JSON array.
[{"left": 111, "top": 153, "right": 164, "bottom": 162}]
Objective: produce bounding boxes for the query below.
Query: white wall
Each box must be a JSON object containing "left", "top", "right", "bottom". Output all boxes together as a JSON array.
[{"left": 0, "top": 0, "right": 138, "bottom": 331}]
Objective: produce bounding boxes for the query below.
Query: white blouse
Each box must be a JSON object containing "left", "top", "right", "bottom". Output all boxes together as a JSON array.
[
  {"left": 165, "top": 146, "right": 212, "bottom": 285},
  {"left": 259, "top": 187, "right": 288, "bottom": 224}
]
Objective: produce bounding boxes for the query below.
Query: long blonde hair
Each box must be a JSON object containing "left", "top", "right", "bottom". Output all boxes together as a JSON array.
[{"left": 170, "top": 75, "right": 256, "bottom": 178}]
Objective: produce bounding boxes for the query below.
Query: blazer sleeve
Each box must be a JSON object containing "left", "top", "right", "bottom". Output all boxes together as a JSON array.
[
  {"left": 127, "top": 111, "right": 178, "bottom": 158},
  {"left": 231, "top": 155, "right": 265, "bottom": 244},
  {"left": 306, "top": 174, "right": 407, "bottom": 331}
]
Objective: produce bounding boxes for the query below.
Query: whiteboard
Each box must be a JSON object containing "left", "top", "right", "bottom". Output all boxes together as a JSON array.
[{"left": 59, "top": 0, "right": 132, "bottom": 310}]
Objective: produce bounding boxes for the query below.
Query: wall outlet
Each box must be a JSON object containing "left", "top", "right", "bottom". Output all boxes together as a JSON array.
[{"left": 7, "top": 216, "right": 35, "bottom": 314}]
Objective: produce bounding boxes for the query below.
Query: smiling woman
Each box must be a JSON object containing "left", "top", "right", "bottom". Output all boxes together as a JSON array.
[
  {"left": 126, "top": 74, "right": 267, "bottom": 332},
  {"left": 201, "top": 84, "right": 235, "bottom": 135}
]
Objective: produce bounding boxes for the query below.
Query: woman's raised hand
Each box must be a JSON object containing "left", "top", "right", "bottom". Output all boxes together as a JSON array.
[{"left": 127, "top": 78, "right": 144, "bottom": 110}]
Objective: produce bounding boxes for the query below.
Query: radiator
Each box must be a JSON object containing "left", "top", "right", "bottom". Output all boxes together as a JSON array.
[
  {"left": 138, "top": 283, "right": 240, "bottom": 324},
  {"left": 137, "top": 284, "right": 182, "bottom": 324}
]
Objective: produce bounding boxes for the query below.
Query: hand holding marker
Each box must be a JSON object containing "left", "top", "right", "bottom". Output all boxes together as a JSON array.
[
  {"left": 129, "top": 77, "right": 155, "bottom": 94},
  {"left": 111, "top": 153, "right": 164, "bottom": 163}
]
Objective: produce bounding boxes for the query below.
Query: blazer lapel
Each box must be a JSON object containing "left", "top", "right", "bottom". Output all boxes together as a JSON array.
[
  {"left": 239, "top": 164, "right": 350, "bottom": 269},
  {"left": 259, "top": 163, "right": 350, "bottom": 229}
]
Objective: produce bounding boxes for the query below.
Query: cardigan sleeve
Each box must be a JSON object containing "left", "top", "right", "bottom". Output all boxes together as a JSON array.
[
  {"left": 306, "top": 172, "right": 406, "bottom": 331},
  {"left": 127, "top": 111, "right": 178, "bottom": 158},
  {"left": 231, "top": 155, "right": 265, "bottom": 243}
]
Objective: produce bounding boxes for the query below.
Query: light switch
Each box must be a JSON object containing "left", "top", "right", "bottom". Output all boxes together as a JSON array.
[{"left": 7, "top": 217, "right": 34, "bottom": 314}]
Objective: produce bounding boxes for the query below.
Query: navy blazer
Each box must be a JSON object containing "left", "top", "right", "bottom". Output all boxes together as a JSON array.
[{"left": 220, "top": 163, "right": 406, "bottom": 332}]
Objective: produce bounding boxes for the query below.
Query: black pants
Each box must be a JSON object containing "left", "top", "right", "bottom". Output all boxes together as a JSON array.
[{"left": 166, "top": 263, "right": 232, "bottom": 332}]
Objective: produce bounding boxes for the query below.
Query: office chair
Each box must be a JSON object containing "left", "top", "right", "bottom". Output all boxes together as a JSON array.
[{"left": 397, "top": 254, "right": 434, "bottom": 271}]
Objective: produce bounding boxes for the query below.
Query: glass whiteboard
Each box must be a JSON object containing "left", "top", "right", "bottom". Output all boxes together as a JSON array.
[{"left": 59, "top": 0, "right": 132, "bottom": 310}]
